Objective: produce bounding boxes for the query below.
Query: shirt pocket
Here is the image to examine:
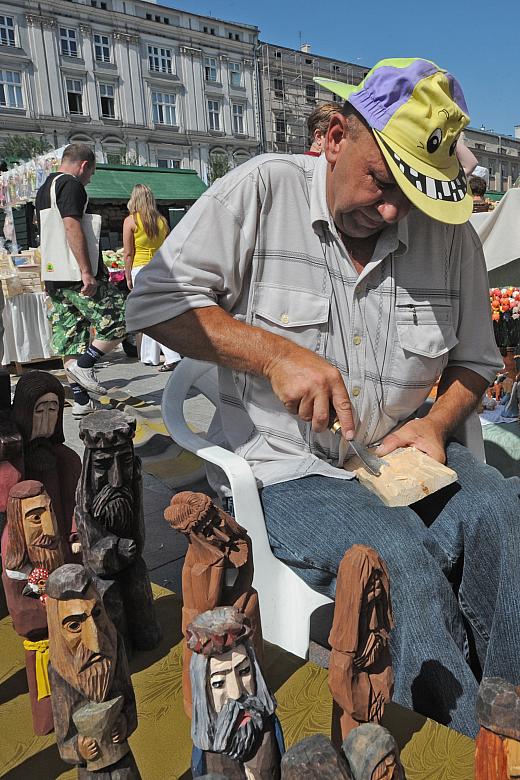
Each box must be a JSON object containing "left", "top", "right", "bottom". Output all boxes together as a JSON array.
[
  {"left": 252, "top": 283, "right": 330, "bottom": 354},
  {"left": 385, "top": 303, "right": 459, "bottom": 419}
]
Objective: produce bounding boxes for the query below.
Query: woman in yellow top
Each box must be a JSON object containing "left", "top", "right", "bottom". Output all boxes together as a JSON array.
[{"left": 123, "top": 184, "right": 181, "bottom": 370}]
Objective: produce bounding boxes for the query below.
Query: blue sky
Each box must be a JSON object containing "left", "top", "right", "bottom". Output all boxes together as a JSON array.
[{"left": 168, "top": 0, "right": 519, "bottom": 136}]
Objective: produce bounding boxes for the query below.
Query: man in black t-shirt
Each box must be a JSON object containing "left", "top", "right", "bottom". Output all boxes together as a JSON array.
[{"left": 35, "top": 143, "right": 126, "bottom": 417}]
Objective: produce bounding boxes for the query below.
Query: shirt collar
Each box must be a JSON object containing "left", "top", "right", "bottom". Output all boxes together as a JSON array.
[{"left": 310, "top": 152, "right": 409, "bottom": 255}]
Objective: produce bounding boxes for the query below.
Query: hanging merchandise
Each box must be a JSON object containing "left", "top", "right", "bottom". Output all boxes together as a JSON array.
[{"left": 0, "top": 148, "right": 66, "bottom": 209}]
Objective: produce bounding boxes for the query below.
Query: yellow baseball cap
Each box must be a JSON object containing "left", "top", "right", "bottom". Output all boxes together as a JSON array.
[{"left": 315, "top": 58, "right": 473, "bottom": 224}]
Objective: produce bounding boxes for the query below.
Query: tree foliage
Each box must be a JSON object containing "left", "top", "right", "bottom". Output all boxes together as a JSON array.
[
  {"left": 208, "top": 153, "right": 230, "bottom": 184},
  {"left": 0, "top": 134, "right": 51, "bottom": 166}
]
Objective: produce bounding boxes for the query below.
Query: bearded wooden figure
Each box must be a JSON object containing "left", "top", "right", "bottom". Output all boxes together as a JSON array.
[
  {"left": 188, "top": 606, "right": 284, "bottom": 779},
  {"left": 328, "top": 545, "right": 394, "bottom": 745},
  {"left": 46, "top": 564, "right": 141, "bottom": 779},
  {"left": 164, "top": 491, "right": 262, "bottom": 718},
  {"left": 76, "top": 411, "right": 161, "bottom": 652},
  {"left": 12, "top": 371, "right": 81, "bottom": 558},
  {"left": 1, "top": 480, "right": 70, "bottom": 734},
  {"left": 475, "top": 677, "right": 520, "bottom": 779}
]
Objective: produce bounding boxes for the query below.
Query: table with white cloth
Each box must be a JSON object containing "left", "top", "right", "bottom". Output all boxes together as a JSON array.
[{"left": 1, "top": 291, "right": 55, "bottom": 367}]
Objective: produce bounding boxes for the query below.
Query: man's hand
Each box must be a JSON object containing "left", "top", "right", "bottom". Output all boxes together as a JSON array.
[
  {"left": 80, "top": 271, "right": 98, "bottom": 297},
  {"left": 265, "top": 346, "right": 355, "bottom": 438},
  {"left": 78, "top": 735, "right": 100, "bottom": 761},
  {"left": 111, "top": 713, "right": 127, "bottom": 744},
  {"left": 376, "top": 417, "right": 447, "bottom": 463}
]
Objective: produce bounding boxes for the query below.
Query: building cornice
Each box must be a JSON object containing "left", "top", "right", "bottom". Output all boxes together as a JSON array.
[{"left": 25, "top": 14, "right": 56, "bottom": 29}]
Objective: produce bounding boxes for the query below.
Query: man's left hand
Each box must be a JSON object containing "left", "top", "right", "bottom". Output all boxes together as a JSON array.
[{"left": 376, "top": 417, "right": 447, "bottom": 464}]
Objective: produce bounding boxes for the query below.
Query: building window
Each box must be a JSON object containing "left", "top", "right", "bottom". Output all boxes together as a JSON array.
[
  {"left": 99, "top": 82, "right": 115, "bottom": 117},
  {"left": 91, "top": 1, "right": 108, "bottom": 8},
  {"left": 274, "top": 50, "right": 281, "bottom": 59},
  {"left": 232, "top": 103, "right": 244, "bottom": 134},
  {"left": 157, "top": 158, "right": 180, "bottom": 169},
  {"left": 305, "top": 83, "right": 316, "bottom": 103},
  {"left": 227, "top": 30, "right": 240, "bottom": 41},
  {"left": 332, "top": 64, "right": 340, "bottom": 74},
  {"left": 275, "top": 117, "right": 286, "bottom": 143},
  {"left": 0, "top": 15, "right": 15, "bottom": 46},
  {"left": 152, "top": 91, "right": 176, "bottom": 125},
  {"left": 207, "top": 99, "right": 220, "bottom": 131},
  {"left": 229, "top": 61, "right": 242, "bottom": 87},
  {"left": 474, "top": 142, "right": 485, "bottom": 150},
  {"left": 305, "top": 58, "right": 313, "bottom": 65},
  {"left": 273, "top": 78, "right": 284, "bottom": 98},
  {"left": 94, "top": 33, "right": 111, "bottom": 62},
  {"left": 0, "top": 69, "right": 23, "bottom": 108},
  {"left": 60, "top": 28, "right": 78, "bottom": 57},
  {"left": 66, "top": 78, "right": 84, "bottom": 114},
  {"left": 204, "top": 57, "right": 217, "bottom": 82},
  {"left": 203, "top": 25, "right": 216, "bottom": 35},
  {"left": 148, "top": 45, "right": 173, "bottom": 74}
]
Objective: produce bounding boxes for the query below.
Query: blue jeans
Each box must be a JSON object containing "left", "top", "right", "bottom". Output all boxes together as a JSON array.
[{"left": 260, "top": 442, "right": 520, "bottom": 738}]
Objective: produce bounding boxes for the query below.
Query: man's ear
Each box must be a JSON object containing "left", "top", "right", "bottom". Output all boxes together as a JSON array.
[{"left": 324, "top": 114, "right": 347, "bottom": 164}]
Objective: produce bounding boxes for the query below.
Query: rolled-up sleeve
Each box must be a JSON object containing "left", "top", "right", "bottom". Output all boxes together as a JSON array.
[
  {"left": 447, "top": 223, "right": 503, "bottom": 383},
  {"left": 126, "top": 178, "right": 258, "bottom": 333}
]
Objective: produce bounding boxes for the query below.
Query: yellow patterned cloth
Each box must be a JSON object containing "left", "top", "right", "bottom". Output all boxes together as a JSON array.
[{"left": 22, "top": 638, "right": 51, "bottom": 700}]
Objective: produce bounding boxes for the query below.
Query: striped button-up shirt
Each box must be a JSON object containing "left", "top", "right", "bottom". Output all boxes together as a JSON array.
[{"left": 127, "top": 153, "right": 501, "bottom": 488}]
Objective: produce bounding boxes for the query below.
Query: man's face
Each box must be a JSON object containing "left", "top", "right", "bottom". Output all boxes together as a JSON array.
[
  {"left": 31, "top": 392, "right": 59, "bottom": 440},
  {"left": 208, "top": 644, "right": 255, "bottom": 713},
  {"left": 21, "top": 492, "right": 62, "bottom": 570},
  {"left": 89, "top": 444, "right": 135, "bottom": 534},
  {"left": 57, "top": 585, "right": 117, "bottom": 701},
  {"left": 325, "top": 115, "right": 411, "bottom": 239}
]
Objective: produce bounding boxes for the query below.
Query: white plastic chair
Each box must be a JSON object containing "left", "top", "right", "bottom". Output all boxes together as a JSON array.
[
  {"left": 161, "top": 358, "right": 332, "bottom": 659},
  {"left": 161, "top": 359, "right": 486, "bottom": 659}
]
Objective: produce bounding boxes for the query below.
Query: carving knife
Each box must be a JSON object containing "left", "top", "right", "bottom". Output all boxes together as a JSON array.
[{"left": 331, "top": 420, "right": 383, "bottom": 476}]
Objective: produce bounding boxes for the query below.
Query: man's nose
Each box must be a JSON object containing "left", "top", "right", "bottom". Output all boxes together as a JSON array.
[
  {"left": 40, "top": 510, "right": 55, "bottom": 536},
  {"left": 227, "top": 673, "right": 243, "bottom": 701},
  {"left": 108, "top": 457, "right": 124, "bottom": 487},
  {"left": 83, "top": 616, "right": 101, "bottom": 653}
]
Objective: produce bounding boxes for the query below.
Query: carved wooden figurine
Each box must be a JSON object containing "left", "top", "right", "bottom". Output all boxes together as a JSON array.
[
  {"left": 76, "top": 410, "right": 161, "bottom": 652},
  {"left": 1, "top": 480, "right": 69, "bottom": 734},
  {"left": 281, "top": 734, "right": 351, "bottom": 779},
  {"left": 188, "top": 606, "right": 284, "bottom": 779},
  {"left": 342, "top": 723, "right": 404, "bottom": 780},
  {"left": 46, "top": 564, "right": 141, "bottom": 779},
  {"left": 164, "top": 491, "right": 262, "bottom": 717},
  {"left": 329, "top": 545, "right": 394, "bottom": 745},
  {"left": 475, "top": 677, "right": 520, "bottom": 779},
  {"left": 12, "top": 371, "right": 82, "bottom": 556}
]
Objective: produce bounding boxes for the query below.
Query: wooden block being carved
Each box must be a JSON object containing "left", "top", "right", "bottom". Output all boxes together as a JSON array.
[{"left": 344, "top": 447, "right": 458, "bottom": 507}]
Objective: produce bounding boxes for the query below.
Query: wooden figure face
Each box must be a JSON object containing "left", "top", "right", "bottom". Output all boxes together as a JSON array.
[
  {"left": 31, "top": 392, "right": 59, "bottom": 440},
  {"left": 88, "top": 444, "right": 135, "bottom": 534},
  {"left": 21, "top": 492, "right": 61, "bottom": 570},
  {"left": 90, "top": 444, "right": 134, "bottom": 492},
  {"left": 208, "top": 643, "right": 255, "bottom": 713}
]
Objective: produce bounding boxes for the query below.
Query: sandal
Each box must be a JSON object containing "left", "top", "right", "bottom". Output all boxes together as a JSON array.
[{"left": 159, "top": 363, "right": 177, "bottom": 372}]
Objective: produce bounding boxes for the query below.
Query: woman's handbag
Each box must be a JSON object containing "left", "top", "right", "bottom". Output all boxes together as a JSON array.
[{"left": 40, "top": 174, "right": 101, "bottom": 282}]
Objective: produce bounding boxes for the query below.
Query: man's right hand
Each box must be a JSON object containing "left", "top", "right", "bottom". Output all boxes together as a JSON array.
[
  {"left": 80, "top": 272, "right": 98, "bottom": 297},
  {"left": 265, "top": 345, "right": 355, "bottom": 438},
  {"left": 78, "top": 736, "right": 100, "bottom": 761}
]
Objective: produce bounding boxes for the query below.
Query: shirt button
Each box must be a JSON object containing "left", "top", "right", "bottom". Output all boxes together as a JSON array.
[
  {"left": 353, "top": 335, "right": 361, "bottom": 346},
  {"left": 351, "top": 386, "right": 361, "bottom": 397},
  {"left": 281, "top": 313, "right": 289, "bottom": 324}
]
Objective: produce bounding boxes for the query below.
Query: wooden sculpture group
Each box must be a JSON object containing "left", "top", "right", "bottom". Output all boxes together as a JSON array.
[{"left": 1, "top": 370, "right": 519, "bottom": 778}]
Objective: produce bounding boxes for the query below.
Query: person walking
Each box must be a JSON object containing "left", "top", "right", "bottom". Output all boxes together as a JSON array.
[
  {"left": 123, "top": 184, "right": 181, "bottom": 371},
  {"left": 35, "top": 144, "right": 126, "bottom": 418}
]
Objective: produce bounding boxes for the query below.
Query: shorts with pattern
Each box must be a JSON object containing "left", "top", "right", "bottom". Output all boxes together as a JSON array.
[{"left": 47, "top": 281, "right": 127, "bottom": 356}]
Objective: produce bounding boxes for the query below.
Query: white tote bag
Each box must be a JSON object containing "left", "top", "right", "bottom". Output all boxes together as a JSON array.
[{"left": 40, "top": 174, "right": 101, "bottom": 282}]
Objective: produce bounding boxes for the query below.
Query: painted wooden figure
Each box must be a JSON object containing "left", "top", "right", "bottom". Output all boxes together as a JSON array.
[
  {"left": 12, "top": 371, "right": 81, "bottom": 557},
  {"left": 281, "top": 734, "right": 351, "bottom": 779},
  {"left": 164, "top": 491, "right": 262, "bottom": 717},
  {"left": 76, "top": 410, "right": 161, "bottom": 652},
  {"left": 328, "top": 545, "right": 394, "bottom": 745},
  {"left": 188, "top": 606, "right": 284, "bottom": 779},
  {"left": 1, "top": 480, "right": 69, "bottom": 734},
  {"left": 342, "top": 723, "right": 404, "bottom": 780},
  {"left": 475, "top": 677, "right": 520, "bottom": 779},
  {"left": 46, "top": 564, "right": 141, "bottom": 779}
]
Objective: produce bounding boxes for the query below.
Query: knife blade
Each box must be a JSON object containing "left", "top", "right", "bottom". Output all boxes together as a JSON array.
[{"left": 331, "top": 420, "right": 384, "bottom": 476}]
